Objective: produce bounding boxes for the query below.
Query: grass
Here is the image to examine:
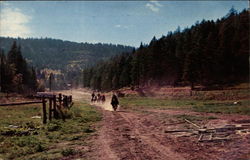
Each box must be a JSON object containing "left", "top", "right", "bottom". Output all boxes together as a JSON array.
[
  {"left": 120, "top": 96, "right": 197, "bottom": 110},
  {"left": 61, "top": 148, "right": 76, "bottom": 156},
  {"left": 174, "top": 114, "right": 217, "bottom": 121},
  {"left": 120, "top": 83, "right": 249, "bottom": 113},
  {"left": 193, "top": 99, "right": 250, "bottom": 115},
  {"left": 120, "top": 95, "right": 250, "bottom": 115},
  {"left": 0, "top": 101, "right": 101, "bottom": 160},
  {"left": 192, "top": 89, "right": 250, "bottom": 100}
]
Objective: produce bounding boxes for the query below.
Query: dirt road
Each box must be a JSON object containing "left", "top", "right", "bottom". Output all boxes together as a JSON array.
[
  {"left": 87, "top": 108, "right": 250, "bottom": 160},
  {"left": 88, "top": 109, "right": 187, "bottom": 160},
  {"left": 61, "top": 89, "right": 250, "bottom": 160}
]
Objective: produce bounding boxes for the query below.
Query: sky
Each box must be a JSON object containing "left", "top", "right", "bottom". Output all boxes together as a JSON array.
[{"left": 0, "top": 1, "right": 248, "bottom": 47}]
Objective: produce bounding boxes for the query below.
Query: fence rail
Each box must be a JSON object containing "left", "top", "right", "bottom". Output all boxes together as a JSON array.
[
  {"left": 0, "top": 101, "right": 43, "bottom": 106},
  {"left": 0, "top": 93, "right": 73, "bottom": 124}
]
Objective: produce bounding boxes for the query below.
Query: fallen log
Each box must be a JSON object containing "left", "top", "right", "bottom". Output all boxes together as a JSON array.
[
  {"left": 215, "top": 126, "right": 245, "bottom": 132},
  {"left": 184, "top": 119, "right": 201, "bottom": 129},
  {"left": 198, "top": 128, "right": 215, "bottom": 134},
  {"left": 199, "top": 137, "right": 231, "bottom": 142},
  {"left": 198, "top": 134, "right": 204, "bottom": 141},
  {"left": 164, "top": 122, "right": 186, "bottom": 125},
  {"left": 165, "top": 129, "right": 193, "bottom": 133}
]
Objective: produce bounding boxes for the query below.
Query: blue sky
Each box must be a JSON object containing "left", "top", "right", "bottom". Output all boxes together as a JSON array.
[{"left": 0, "top": 1, "right": 248, "bottom": 47}]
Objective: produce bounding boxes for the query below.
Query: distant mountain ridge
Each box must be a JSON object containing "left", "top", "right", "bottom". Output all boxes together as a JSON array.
[{"left": 0, "top": 37, "right": 134, "bottom": 71}]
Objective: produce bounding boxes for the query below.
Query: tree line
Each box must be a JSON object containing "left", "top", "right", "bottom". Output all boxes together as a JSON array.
[
  {"left": 0, "top": 42, "right": 38, "bottom": 93},
  {"left": 82, "top": 9, "right": 249, "bottom": 91},
  {"left": 0, "top": 37, "right": 134, "bottom": 90},
  {"left": 0, "top": 37, "right": 134, "bottom": 70}
]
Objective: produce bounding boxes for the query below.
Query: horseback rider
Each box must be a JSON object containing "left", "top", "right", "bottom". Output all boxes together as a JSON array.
[
  {"left": 101, "top": 94, "right": 106, "bottom": 104},
  {"left": 97, "top": 93, "right": 101, "bottom": 102},
  {"left": 111, "top": 93, "right": 119, "bottom": 111},
  {"left": 91, "top": 92, "right": 95, "bottom": 102}
]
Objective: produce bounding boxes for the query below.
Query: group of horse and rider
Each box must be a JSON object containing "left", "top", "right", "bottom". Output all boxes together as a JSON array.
[
  {"left": 91, "top": 92, "right": 119, "bottom": 111},
  {"left": 91, "top": 92, "right": 106, "bottom": 103}
]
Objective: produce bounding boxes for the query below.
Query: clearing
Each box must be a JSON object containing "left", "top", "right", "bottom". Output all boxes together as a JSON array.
[
  {"left": 70, "top": 86, "right": 250, "bottom": 160},
  {"left": 0, "top": 85, "right": 249, "bottom": 160}
]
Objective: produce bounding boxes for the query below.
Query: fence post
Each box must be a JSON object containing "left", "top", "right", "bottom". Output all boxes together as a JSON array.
[
  {"left": 59, "top": 94, "right": 62, "bottom": 106},
  {"left": 42, "top": 97, "right": 47, "bottom": 124},
  {"left": 58, "top": 93, "right": 65, "bottom": 121},
  {"left": 69, "top": 96, "right": 72, "bottom": 103},
  {"left": 49, "top": 98, "right": 52, "bottom": 121},
  {"left": 65, "top": 96, "right": 68, "bottom": 108},
  {"left": 53, "top": 95, "right": 58, "bottom": 119}
]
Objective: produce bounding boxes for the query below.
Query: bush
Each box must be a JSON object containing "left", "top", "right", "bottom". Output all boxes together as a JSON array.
[
  {"left": 35, "top": 143, "right": 46, "bottom": 152},
  {"left": 61, "top": 148, "right": 75, "bottom": 156},
  {"left": 47, "top": 121, "right": 62, "bottom": 131},
  {"left": 62, "top": 109, "right": 73, "bottom": 119}
]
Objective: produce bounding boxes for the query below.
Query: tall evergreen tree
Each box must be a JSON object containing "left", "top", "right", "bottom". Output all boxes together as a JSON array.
[
  {"left": 1, "top": 41, "right": 38, "bottom": 93},
  {"left": 82, "top": 9, "right": 249, "bottom": 91}
]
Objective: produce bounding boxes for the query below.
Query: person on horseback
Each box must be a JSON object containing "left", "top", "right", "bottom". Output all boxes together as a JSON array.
[
  {"left": 101, "top": 94, "right": 106, "bottom": 104},
  {"left": 97, "top": 93, "right": 101, "bottom": 103},
  {"left": 91, "top": 92, "right": 95, "bottom": 102},
  {"left": 111, "top": 93, "right": 119, "bottom": 111}
]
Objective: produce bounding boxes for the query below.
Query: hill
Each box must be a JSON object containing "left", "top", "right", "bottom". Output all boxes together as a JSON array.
[
  {"left": 83, "top": 9, "right": 249, "bottom": 91},
  {"left": 0, "top": 37, "right": 134, "bottom": 70}
]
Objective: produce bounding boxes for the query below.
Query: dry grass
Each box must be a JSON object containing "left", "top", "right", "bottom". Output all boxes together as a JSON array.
[{"left": 0, "top": 101, "right": 101, "bottom": 160}]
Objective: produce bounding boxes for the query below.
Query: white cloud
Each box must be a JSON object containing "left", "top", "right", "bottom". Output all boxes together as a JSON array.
[
  {"left": 0, "top": 7, "right": 32, "bottom": 37},
  {"left": 0, "top": 1, "right": 10, "bottom": 7},
  {"left": 150, "top": 0, "right": 163, "bottom": 7},
  {"left": 115, "top": 24, "right": 121, "bottom": 28},
  {"left": 146, "top": 3, "right": 159, "bottom": 12},
  {"left": 114, "top": 24, "right": 132, "bottom": 29},
  {"left": 146, "top": 0, "right": 163, "bottom": 13}
]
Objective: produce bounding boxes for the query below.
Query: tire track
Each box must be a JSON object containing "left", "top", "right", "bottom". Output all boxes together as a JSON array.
[{"left": 119, "top": 112, "right": 185, "bottom": 160}]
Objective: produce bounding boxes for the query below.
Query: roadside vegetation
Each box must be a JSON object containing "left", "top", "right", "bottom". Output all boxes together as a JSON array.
[
  {"left": 83, "top": 9, "right": 249, "bottom": 92},
  {"left": 0, "top": 101, "right": 101, "bottom": 160},
  {"left": 120, "top": 84, "right": 250, "bottom": 116},
  {"left": 121, "top": 97, "right": 250, "bottom": 115}
]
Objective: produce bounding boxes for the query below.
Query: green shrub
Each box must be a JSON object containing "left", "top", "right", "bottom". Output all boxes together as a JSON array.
[
  {"left": 61, "top": 148, "right": 75, "bottom": 156},
  {"left": 47, "top": 121, "right": 62, "bottom": 132},
  {"left": 35, "top": 143, "right": 46, "bottom": 152},
  {"left": 63, "top": 109, "right": 73, "bottom": 119}
]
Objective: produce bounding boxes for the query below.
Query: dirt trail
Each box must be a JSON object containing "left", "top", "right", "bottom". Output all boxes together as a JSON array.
[
  {"left": 60, "top": 89, "right": 250, "bottom": 160},
  {"left": 63, "top": 89, "right": 185, "bottom": 159},
  {"left": 88, "top": 108, "right": 250, "bottom": 160},
  {"left": 88, "top": 109, "right": 186, "bottom": 160}
]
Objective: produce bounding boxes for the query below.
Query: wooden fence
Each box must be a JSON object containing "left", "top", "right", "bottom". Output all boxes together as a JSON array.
[{"left": 0, "top": 93, "right": 73, "bottom": 124}]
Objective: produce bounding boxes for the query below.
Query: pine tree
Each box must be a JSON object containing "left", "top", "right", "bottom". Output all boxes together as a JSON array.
[
  {"left": 0, "top": 50, "right": 15, "bottom": 92},
  {"left": 7, "top": 41, "right": 18, "bottom": 67},
  {"left": 30, "top": 67, "right": 37, "bottom": 90},
  {"left": 80, "top": 9, "right": 249, "bottom": 91},
  {"left": 0, "top": 51, "right": 7, "bottom": 92},
  {"left": 182, "top": 49, "right": 199, "bottom": 90},
  {"left": 130, "top": 51, "right": 140, "bottom": 87}
]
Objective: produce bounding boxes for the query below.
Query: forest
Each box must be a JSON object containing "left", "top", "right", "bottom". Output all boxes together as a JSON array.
[
  {"left": 0, "top": 37, "right": 134, "bottom": 70},
  {"left": 0, "top": 37, "right": 134, "bottom": 90},
  {"left": 82, "top": 9, "right": 249, "bottom": 91},
  {"left": 0, "top": 42, "right": 38, "bottom": 93}
]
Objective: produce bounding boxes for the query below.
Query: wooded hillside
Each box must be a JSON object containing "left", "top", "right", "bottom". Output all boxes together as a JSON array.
[
  {"left": 83, "top": 9, "right": 249, "bottom": 91},
  {"left": 0, "top": 42, "right": 38, "bottom": 93},
  {"left": 0, "top": 37, "right": 134, "bottom": 90},
  {"left": 0, "top": 37, "right": 134, "bottom": 70}
]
